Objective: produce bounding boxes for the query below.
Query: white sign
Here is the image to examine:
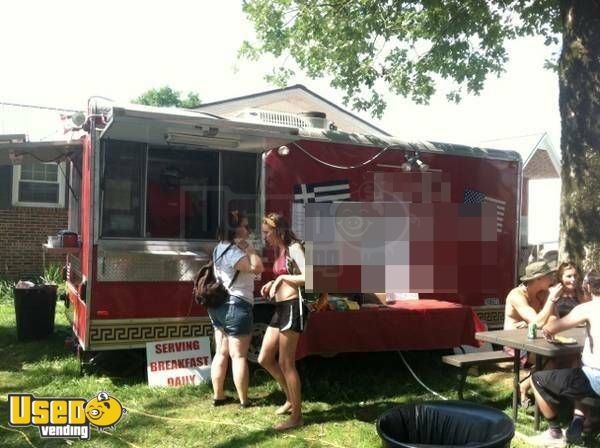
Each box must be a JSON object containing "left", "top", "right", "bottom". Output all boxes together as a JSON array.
[
  {"left": 386, "top": 292, "right": 419, "bottom": 302},
  {"left": 146, "top": 337, "right": 212, "bottom": 387},
  {"left": 292, "top": 203, "right": 305, "bottom": 240}
]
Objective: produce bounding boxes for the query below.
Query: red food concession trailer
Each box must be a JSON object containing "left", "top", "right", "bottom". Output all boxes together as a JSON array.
[{"left": 34, "top": 101, "right": 523, "bottom": 364}]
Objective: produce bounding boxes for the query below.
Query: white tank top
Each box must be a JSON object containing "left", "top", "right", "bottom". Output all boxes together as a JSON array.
[
  {"left": 582, "top": 327, "right": 600, "bottom": 396},
  {"left": 582, "top": 329, "right": 600, "bottom": 369}
]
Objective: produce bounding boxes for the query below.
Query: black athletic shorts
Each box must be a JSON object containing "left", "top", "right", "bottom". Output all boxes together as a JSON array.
[
  {"left": 532, "top": 368, "right": 599, "bottom": 405},
  {"left": 269, "top": 298, "right": 309, "bottom": 333}
]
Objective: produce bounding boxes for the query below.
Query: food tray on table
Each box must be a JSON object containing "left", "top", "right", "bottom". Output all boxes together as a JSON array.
[{"left": 549, "top": 335, "right": 578, "bottom": 345}]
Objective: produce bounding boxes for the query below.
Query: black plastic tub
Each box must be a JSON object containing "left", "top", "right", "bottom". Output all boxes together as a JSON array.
[{"left": 376, "top": 400, "right": 514, "bottom": 448}]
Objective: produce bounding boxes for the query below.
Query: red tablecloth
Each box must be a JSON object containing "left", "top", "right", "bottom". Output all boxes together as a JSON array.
[{"left": 296, "top": 300, "right": 485, "bottom": 359}]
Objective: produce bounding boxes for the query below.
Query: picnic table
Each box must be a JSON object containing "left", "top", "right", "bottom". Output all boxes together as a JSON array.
[{"left": 475, "top": 327, "right": 586, "bottom": 430}]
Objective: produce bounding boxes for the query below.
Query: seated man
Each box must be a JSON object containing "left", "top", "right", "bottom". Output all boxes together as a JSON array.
[
  {"left": 531, "top": 269, "right": 600, "bottom": 445},
  {"left": 504, "top": 261, "right": 560, "bottom": 331},
  {"left": 503, "top": 261, "right": 562, "bottom": 405}
]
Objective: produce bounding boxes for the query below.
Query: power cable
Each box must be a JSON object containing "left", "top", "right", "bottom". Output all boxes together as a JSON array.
[
  {"left": 397, "top": 351, "right": 449, "bottom": 400},
  {"left": 57, "top": 161, "right": 79, "bottom": 202},
  {"left": 292, "top": 141, "right": 399, "bottom": 170},
  {"left": 16, "top": 150, "right": 75, "bottom": 164},
  {"left": 0, "top": 101, "right": 81, "bottom": 113},
  {"left": 0, "top": 425, "right": 37, "bottom": 448}
]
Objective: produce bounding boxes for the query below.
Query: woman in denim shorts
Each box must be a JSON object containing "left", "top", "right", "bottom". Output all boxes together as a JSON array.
[{"left": 208, "top": 211, "right": 263, "bottom": 408}]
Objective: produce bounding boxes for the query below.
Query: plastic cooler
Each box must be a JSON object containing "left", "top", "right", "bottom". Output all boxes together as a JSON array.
[{"left": 13, "top": 285, "right": 57, "bottom": 340}]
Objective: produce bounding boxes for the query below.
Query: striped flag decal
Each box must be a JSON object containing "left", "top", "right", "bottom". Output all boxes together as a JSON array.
[
  {"left": 463, "top": 188, "right": 506, "bottom": 232},
  {"left": 294, "top": 180, "right": 351, "bottom": 204}
]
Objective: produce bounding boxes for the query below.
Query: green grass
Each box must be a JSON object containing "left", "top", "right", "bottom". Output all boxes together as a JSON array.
[
  {"left": 0, "top": 288, "right": 597, "bottom": 447},
  {"left": 0, "top": 279, "right": 15, "bottom": 302}
]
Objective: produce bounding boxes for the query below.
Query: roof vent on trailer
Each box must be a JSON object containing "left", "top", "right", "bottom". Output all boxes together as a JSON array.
[{"left": 237, "top": 108, "right": 335, "bottom": 130}]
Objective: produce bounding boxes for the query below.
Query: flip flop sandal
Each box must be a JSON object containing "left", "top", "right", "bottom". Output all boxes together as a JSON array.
[{"left": 520, "top": 397, "right": 534, "bottom": 411}]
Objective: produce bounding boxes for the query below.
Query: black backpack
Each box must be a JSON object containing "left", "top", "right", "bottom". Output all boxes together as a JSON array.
[{"left": 193, "top": 243, "right": 239, "bottom": 308}]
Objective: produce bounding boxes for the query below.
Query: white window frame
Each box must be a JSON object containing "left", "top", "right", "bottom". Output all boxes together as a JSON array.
[{"left": 12, "top": 162, "right": 66, "bottom": 208}]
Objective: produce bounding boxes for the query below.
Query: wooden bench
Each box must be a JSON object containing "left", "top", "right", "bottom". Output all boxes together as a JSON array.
[{"left": 442, "top": 351, "right": 513, "bottom": 400}]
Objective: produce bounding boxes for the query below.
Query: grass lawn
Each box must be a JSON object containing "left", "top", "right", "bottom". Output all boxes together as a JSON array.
[{"left": 0, "top": 288, "right": 597, "bottom": 447}]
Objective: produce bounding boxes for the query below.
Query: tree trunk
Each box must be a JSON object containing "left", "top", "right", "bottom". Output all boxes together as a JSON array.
[{"left": 558, "top": 0, "right": 600, "bottom": 270}]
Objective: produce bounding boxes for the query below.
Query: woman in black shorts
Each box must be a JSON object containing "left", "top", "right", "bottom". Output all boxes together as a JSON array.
[{"left": 258, "top": 212, "right": 308, "bottom": 430}]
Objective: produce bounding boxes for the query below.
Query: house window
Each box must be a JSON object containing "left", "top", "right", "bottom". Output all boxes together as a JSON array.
[{"left": 12, "top": 162, "right": 66, "bottom": 208}]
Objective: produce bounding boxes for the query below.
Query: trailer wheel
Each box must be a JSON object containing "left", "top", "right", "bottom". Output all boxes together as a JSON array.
[
  {"left": 77, "top": 346, "right": 95, "bottom": 376},
  {"left": 248, "top": 322, "right": 268, "bottom": 364}
]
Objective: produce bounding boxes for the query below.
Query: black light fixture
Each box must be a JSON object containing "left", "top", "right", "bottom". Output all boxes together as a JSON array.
[{"left": 401, "top": 150, "right": 429, "bottom": 172}]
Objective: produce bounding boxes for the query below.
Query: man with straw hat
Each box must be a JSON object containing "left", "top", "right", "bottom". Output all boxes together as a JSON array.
[
  {"left": 504, "top": 261, "right": 562, "bottom": 331},
  {"left": 503, "top": 261, "right": 563, "bottom": 408}
]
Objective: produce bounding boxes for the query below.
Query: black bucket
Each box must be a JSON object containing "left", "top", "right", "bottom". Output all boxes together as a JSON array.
[
  {"left": 13, "top": 285, "right": 57, "bottom": 341},
  {"left": 377, "top": 401, "right": 514, "bottom": 448}
]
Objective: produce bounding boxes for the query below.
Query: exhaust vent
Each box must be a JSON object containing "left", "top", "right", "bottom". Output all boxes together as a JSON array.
[{"left": 299, "top": 111, "right": 330, "bottom": 129}]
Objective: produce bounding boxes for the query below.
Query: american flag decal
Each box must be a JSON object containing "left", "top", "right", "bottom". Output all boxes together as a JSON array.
[
  {"left": 294, "top": 180, "right": 351, "bottom": 204},
  {"left": 463, "top": 188, "right": 506, "bottom": 232}
]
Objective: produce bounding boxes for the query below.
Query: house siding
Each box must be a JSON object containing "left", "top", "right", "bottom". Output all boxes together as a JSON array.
[{"left": 0, "top": 207, "right": 68, "bottom": 280}]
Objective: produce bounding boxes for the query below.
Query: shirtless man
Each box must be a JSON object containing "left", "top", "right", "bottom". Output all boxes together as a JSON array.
[
  {"left": 531, "top": 270, "right": 600, "bottom": 445},
  {"left": 504, "top": 261, "right": 561, "bottom": 331},
  {"left": 503, "top": 261, "right": 562, "bottom": 406}
]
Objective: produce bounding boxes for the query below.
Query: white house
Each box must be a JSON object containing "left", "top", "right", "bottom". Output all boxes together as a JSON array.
[{"left": 196, "top": 84, "right": 390, "bottom": 136}]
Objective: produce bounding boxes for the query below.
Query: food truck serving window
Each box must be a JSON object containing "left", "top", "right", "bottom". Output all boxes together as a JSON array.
[
  {"left": 100, "top": 139, "right": 258, "bottom": 240},
  {"left": 101, "top": 141, "right": 144, "bottom": 237},
  {"left": 146, "top": 147, "right": 219, "bottom": 239}
]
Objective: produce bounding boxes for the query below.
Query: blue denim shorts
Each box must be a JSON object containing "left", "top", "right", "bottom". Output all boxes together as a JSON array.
[{"left": 207, "top": 296, "right": 253, "bottom": 336}]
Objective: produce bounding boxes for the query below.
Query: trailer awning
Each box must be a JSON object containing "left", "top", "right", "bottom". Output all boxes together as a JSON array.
[
  {"left": 0, "top": 140, "right": 82, "bottom": 166},
  {"left": 100, "top": 104, "right": 300, "bottom": 153},
  {"left": 97, "top": 103, "right": 522, "bottom": 162}
]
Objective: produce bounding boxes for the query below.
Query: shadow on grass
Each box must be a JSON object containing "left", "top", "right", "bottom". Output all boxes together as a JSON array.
[
  {"left": 204, "top": 401, "right": 396, "bottom": 448},
  {"left": 0, "top": 405, "right": 68, "bottom": 448},
  {"left": 204, "top": 356, "right": 517, "bottom": 448},
  {"left": 0, "top": 322, "right": 73, "bottom": 370},
  {"left": 0, "top": 330, "right": 80, "bottom": 395},
  {"left": 300, "top": 351, "right": 460, "bottom": 403},
  {"left": 1, "top": 298, "right": 530, "bottom": 447}
]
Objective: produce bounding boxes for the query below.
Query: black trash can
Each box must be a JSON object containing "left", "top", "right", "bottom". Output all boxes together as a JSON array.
[
  {"left": 377, "top": 400, "right": 514, "bottom": 448},
  {"left": 13, "top": 285, "right": 57, "bottom": 341}
]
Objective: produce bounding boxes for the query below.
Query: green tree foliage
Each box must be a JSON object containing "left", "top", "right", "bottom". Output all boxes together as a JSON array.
[
  {"left": 242, "top": 0, "right": 600, "bottom": 267},
  {"left": 133, "top": 86, "right": 201, "bottom": 108}
]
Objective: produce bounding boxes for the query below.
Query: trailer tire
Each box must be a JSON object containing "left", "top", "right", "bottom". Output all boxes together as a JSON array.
[
  {"left": 248, "top": 322, "right": 268, "bottom": 364},
  {"left": 77, "top": 346, "right": 95, "bottom": 376}
]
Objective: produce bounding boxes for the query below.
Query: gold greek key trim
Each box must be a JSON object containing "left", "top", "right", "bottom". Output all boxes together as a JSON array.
[
  {"left": 89, "top": 318, "right": 213, "bottom": 350},
  {"left": 474, "top": 305, "right": 505, "bottom": 330}
]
